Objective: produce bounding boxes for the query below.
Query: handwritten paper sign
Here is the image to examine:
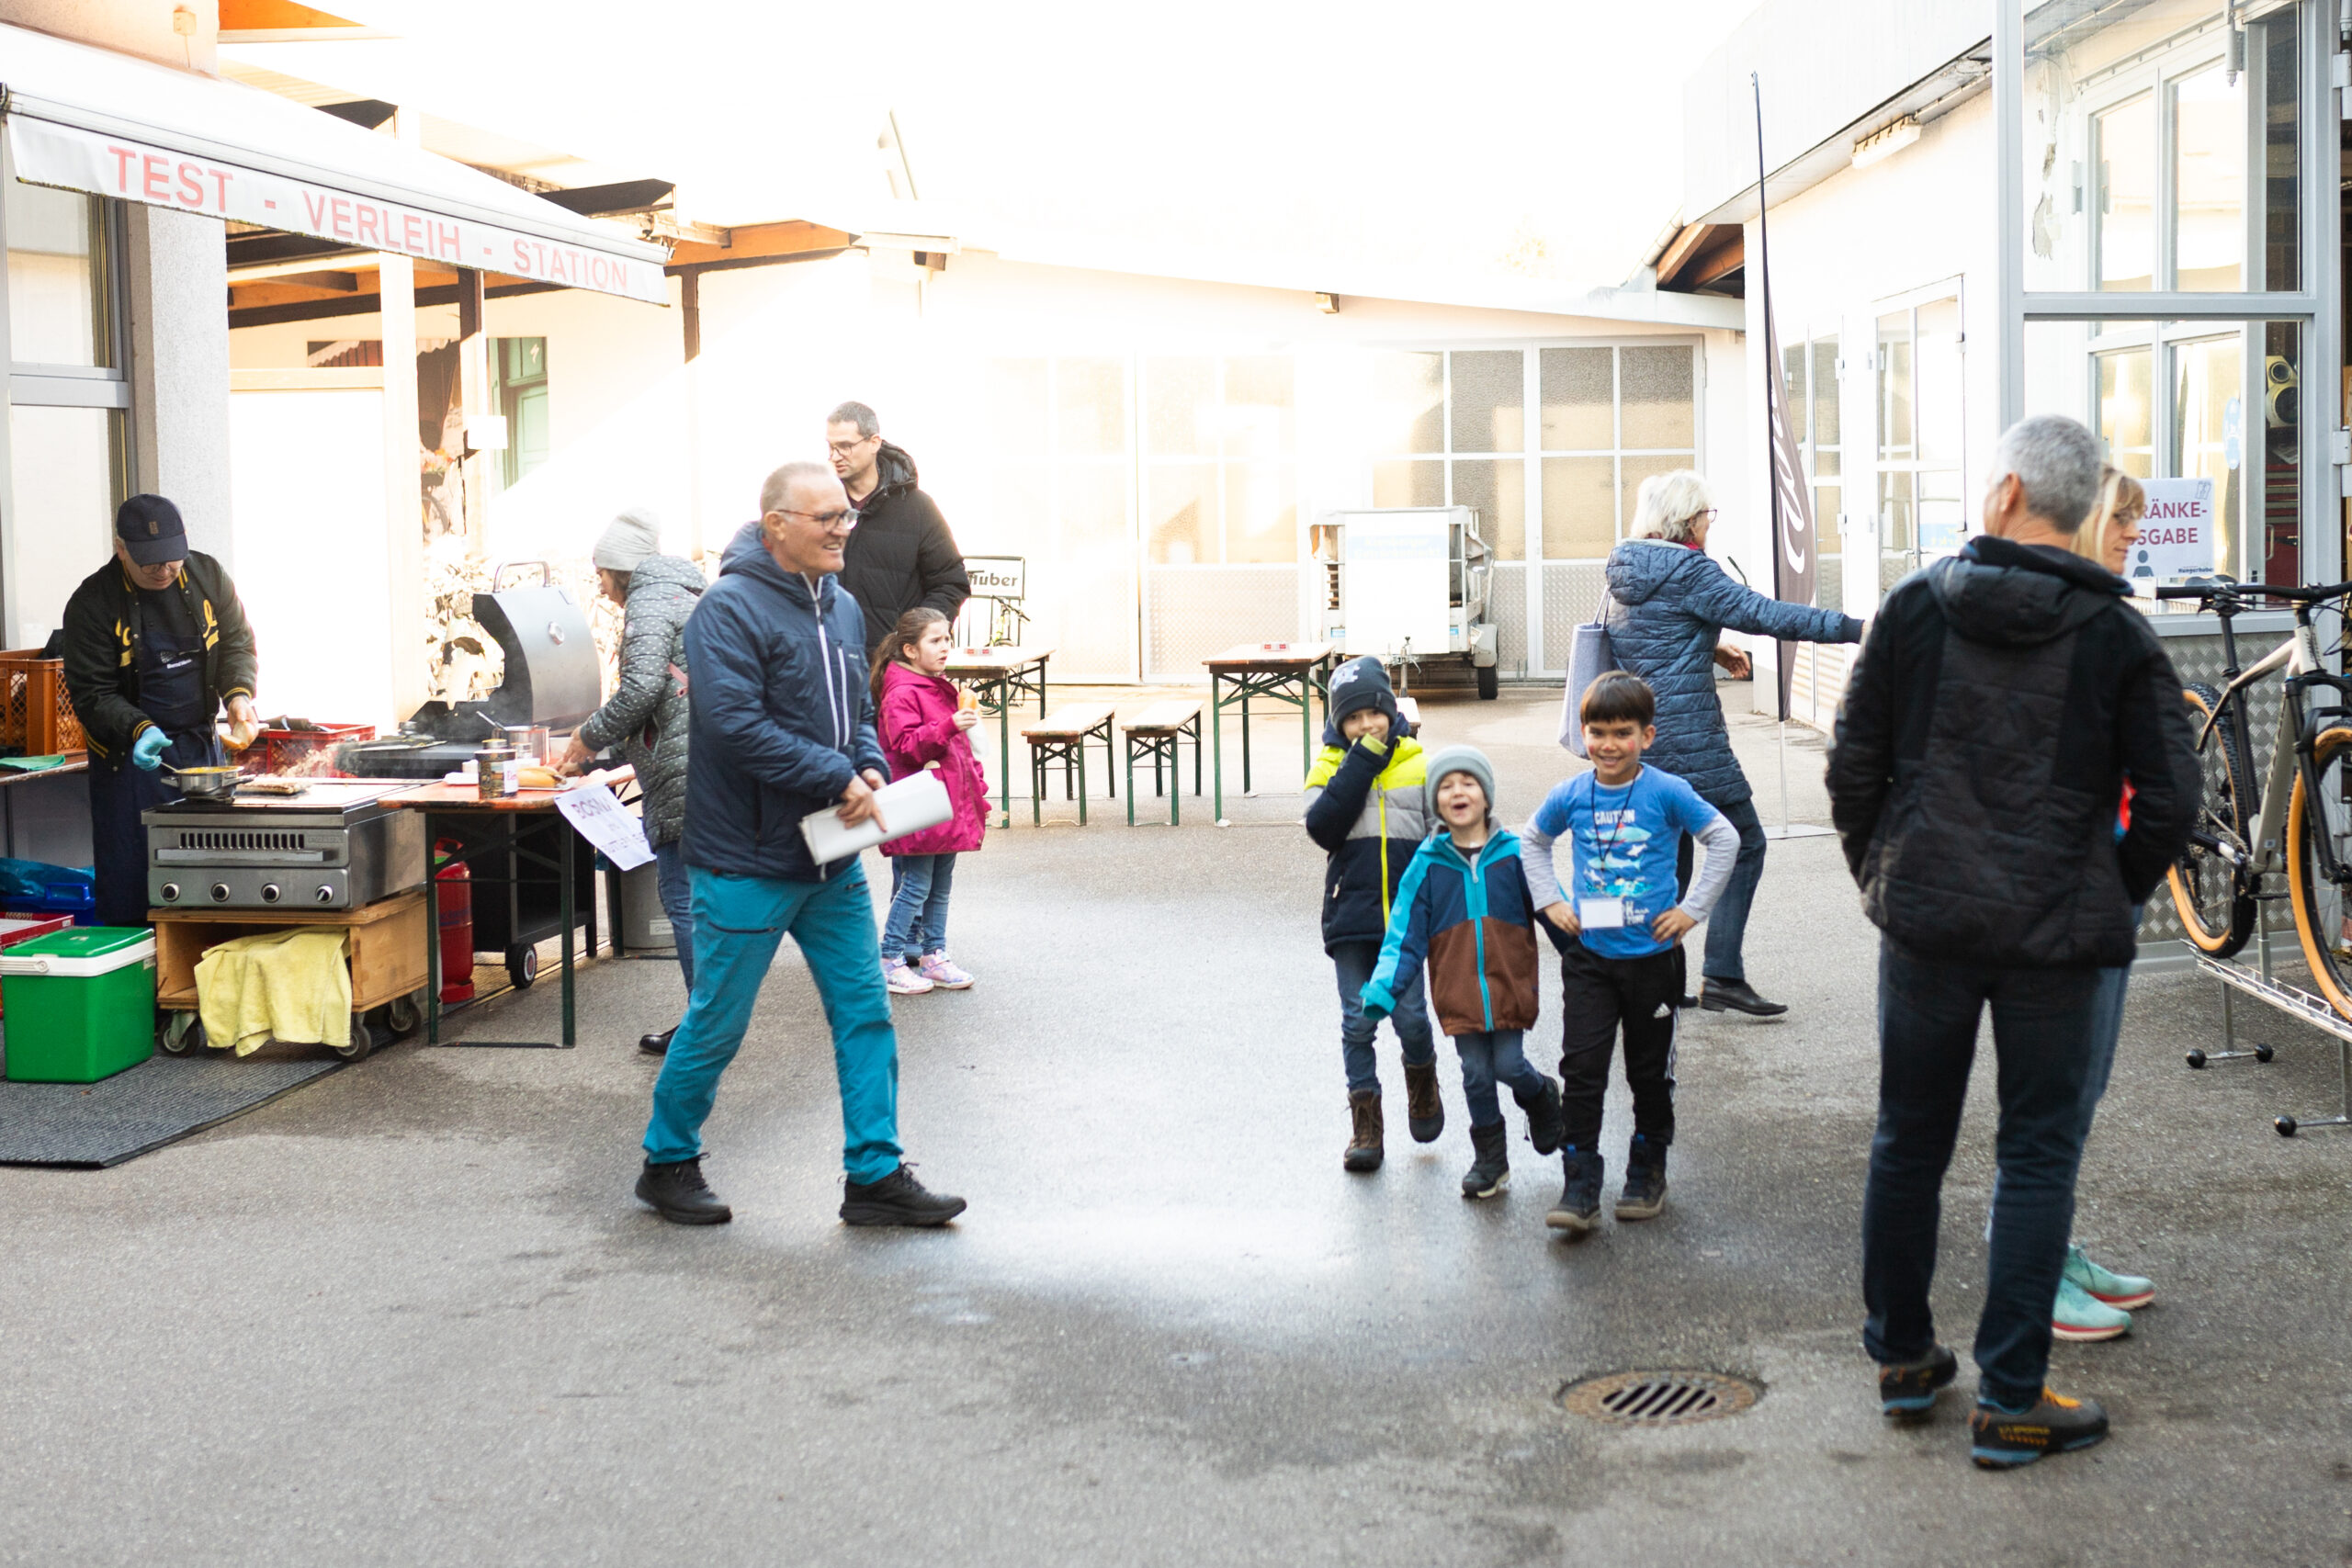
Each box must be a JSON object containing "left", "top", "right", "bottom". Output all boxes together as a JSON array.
[
  {"left": 553, "top": 784, "right": 654, "bottom": 871},
  {"left": 2129, "top": 478, "right": 2217, "bottom": 583}
]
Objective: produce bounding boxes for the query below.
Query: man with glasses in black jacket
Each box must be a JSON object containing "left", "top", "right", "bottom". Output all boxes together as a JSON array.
[
  {"left": 825, "top": 400, "right": 970, "bottom": 656},
  {"left": 1828, "top": 412, "right": 2198, "bottom": 1470}
]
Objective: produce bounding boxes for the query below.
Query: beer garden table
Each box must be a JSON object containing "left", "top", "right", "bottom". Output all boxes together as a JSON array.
[
  {"left": 1202, "top": 641, "right": 1339, "bottom": 824},
  {"left": 943, "top": 645, "right": 1053, "bottom": 828}
]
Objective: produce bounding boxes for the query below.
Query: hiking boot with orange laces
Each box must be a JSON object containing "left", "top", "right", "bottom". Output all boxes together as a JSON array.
[{"left": 1969, "top": 1387, "right": 2109, "bottom": 1469}]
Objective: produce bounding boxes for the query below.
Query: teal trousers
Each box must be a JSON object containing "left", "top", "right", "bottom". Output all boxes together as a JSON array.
[{"left": 642, "top": 863, "right": 902, "bottom": 1181}]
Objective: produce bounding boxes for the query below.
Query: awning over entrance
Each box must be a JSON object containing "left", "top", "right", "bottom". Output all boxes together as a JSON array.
[{"left": 0, "top": 21, "right": 669, "bottom": 304}]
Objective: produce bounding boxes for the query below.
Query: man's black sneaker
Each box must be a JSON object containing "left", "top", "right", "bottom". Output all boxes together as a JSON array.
[
  {"left": 1514, "top": 1078, "right": 1566, "bottom": 1156},
  {"left": 1615, "top": 1134, "right": 1668, "bottom": 1221},
  {"left": 1545, "top": 1147, "right": 1604, "bottom": 1234},
  {"left": 1877, "top": 1344, "right": 1958, "bottom": 1421},
  {"left": 639, "top": 1026, "right": 677, "bottom": 1056},
  {"left": 1700, "top": 978, "right": 1789, "bottom": 1017},
  {"left": 1969, "top": 1387, "right": 2109, "bottom": 1468},
  {"left": 841, "top": 1164, "right": 967, "bottom": 1227},
  {"left": 635, "top": 1156, "right": 731, "bottom": 1225}
]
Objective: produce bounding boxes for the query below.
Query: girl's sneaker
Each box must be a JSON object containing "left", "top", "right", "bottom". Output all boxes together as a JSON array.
[
  {"left": 883, "top": 959, "right": 933, "bottom": 996},
  {"left": 919, "top": 952, "right": 974, "bottom": 989},
  {"left": 2052, "top": 1277, "right": 2132, "bottom": 1342},
  {"left": 2064, "top": 1244, "right": 2154, "bottom": 1310}
]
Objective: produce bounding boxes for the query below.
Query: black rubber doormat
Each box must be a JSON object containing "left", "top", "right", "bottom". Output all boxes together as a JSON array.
[{"left": 0, "top": 1055, "right": 345, "bottom": 1168}]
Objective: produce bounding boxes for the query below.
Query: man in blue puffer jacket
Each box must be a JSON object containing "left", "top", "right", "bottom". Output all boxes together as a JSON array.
[
  {"left": 634, "top": 459, "right": 967, "bottom": 1230},
  {"left": 1601, "top": 469, "right": 1862, "bottom": 1016}
]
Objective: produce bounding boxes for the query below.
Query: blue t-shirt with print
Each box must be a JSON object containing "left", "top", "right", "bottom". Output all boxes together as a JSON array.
[{"left": 1528, "top": 765, "right": 1724, "bottom": 960}]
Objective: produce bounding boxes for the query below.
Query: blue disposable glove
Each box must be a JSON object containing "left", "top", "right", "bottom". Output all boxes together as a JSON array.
[{"left": 130, "top": 728, "right": 168, "bottom": 772}]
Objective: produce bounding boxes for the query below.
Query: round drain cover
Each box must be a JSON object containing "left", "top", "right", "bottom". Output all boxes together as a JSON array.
[{"left": 1556, "top": 1370, "right": 1760, "bottom": 1427}]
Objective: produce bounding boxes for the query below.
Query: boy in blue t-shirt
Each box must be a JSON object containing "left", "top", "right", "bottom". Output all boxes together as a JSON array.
[{"left": 1521, "top": 671, "right": 1739, "bottom": 1234}]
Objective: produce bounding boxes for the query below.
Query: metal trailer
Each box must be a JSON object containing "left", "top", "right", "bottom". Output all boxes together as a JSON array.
[{"left": 1310, "top": 506, "right": 1499, "bottom": 698}]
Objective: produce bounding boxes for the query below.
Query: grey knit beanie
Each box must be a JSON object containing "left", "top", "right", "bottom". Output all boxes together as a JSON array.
[
  {"left": 592, "top": 507, "right": 662, "bottom": 571},
  {"left": 1421, "top": 744, "right": 1497, "bottom": 818}
]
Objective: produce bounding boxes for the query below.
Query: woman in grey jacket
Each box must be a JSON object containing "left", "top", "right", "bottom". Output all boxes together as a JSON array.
[
  {"left": 560, "top": 509, "right": 705, "bottom": 1054},
  {"left": 1600, "top": 471, "right": 1861, "bottom": 1017}
]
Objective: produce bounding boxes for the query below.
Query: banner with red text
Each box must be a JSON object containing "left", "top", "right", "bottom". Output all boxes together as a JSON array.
[{"left": 7, "top": 116, "right": 668, "bottom": 305}]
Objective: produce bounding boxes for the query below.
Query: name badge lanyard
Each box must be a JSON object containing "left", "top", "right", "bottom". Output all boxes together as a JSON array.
[{"left": 1584, "top": 774, "right": 1642, "bottom": 927}]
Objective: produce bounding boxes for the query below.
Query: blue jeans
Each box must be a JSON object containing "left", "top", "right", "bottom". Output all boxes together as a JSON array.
[
  {"left": 643, "top": 863, "right": 902, "bottom": 1181},
  {"left": 1331, "top": 940, "right": 1435, "bottom": 1095},
  {"left": 2079, "top": 964, "right": 2130, "bottom": 1135},
  {"left": 653, "top": 840, "right": 695, "bottom": 993},
  {"left": 883, "top": 852, "right": 956, "bottom": 962},
  {"left": 1861, "top": 940, "right": 2100, "bottom": 1407},
  {"left": 1453, "top": 1028, "right": 1546, "bottom": 1130},
  {"left": 1675, "top": 793, "right": 1767, "bottom": 984}
]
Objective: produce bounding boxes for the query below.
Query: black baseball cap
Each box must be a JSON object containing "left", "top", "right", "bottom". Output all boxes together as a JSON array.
[{"left": 116, "top": 494, "right": 187, "bottom": 566}]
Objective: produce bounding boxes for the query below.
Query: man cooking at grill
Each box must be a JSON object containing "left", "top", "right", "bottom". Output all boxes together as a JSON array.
[{"left": 62, "top": 495, "right": 260, "bottom": 928}]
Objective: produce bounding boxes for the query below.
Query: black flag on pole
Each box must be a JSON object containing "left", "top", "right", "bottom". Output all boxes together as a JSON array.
[{"left": 1753, "top": 73, "right": 1815, "bottom": 724}]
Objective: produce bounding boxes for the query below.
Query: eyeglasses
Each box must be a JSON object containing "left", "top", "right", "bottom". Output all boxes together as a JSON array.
[
  {"left": 774, "top": 507, "right": 855, "bottom": 529},
  {"left": 826, "top": 435, "right": 876, "bottom": 457}
]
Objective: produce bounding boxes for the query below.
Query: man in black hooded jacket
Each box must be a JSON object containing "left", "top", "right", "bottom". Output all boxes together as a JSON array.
[
  {"left": 1827, "top": 413, "right": 2198, "bottom": 1469},
  {"left": 826, "top": 400, "right": 970, "bottom": 654}
]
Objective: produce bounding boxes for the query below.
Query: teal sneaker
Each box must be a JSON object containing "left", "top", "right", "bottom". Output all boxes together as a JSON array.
[
  {"left": 2064, "top": 1244, "right": 2154, "bottom": 1310},
  {"left": 2052, "top": 1276, "right": 2132, "bottom": 1342}
]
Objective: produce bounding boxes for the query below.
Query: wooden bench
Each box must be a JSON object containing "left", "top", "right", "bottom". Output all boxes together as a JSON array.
[
  {"left": 1020, "top": 704, "right": 1116, "bottom": 825},
  {"left": 1120, "top": 700, "right": 1203, "bottom": 826}
]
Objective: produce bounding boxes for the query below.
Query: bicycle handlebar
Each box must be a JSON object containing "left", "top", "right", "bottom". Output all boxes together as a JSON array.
[{"left": 2155, "top": 581, "right": 2352, "bottom": 605}]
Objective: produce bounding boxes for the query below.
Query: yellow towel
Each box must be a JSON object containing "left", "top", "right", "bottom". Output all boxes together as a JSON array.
[{"left": 194, "top": 928, "right": 353, "bottom": 1055}]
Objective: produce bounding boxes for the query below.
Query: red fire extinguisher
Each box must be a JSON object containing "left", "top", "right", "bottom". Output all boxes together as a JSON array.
[{"left": 435, "top": 839, "right": 476, "bottom": 1003}]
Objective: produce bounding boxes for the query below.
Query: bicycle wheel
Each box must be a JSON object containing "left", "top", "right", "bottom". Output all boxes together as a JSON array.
[
  {"left": 2168, "top": 682, "right": 2256, "bottom": 957},
  {"left": 2288, "top": 726, "right": 2352, "bottom": 1017}
]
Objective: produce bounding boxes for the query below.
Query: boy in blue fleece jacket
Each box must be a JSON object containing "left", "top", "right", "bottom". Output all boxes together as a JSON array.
[{"left": 1363, "top": 744, "right": 1566, "bottom": 1200}]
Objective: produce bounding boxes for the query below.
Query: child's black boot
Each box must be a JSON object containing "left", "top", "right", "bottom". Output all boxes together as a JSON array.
[
  {"left": 1461, "top": 1122, "right": 1510, "bottom": 1199},
  {"left": 1616, "top": 1134, "right": 1668, "bottom": 1221},
  {"left": 1514, "top": 1077, "right": 1566, "bottom": 1156},
  {"left": 1344, "top": 1090, "right": 1384, "bottom": 1172},
  {"left": 1402, "top": 1061, "right": 1445, "bottom": 1142},
  {"left": 1545, "top": 1145, "right": 1604, "bottom": 1234}
]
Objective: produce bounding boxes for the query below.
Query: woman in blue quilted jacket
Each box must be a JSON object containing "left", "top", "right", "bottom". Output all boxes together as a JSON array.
[{"left": 1600, "top": 470, "right": 1862, "bottom": 1016}]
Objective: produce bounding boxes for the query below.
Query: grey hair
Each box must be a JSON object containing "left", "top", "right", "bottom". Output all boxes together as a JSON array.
[
  {"left": 827, "top": 400, "right": 879, "bottom": 438},
  {"left": 1630, "top": 469, "right": 1715, "bottom": 543},
  {"left": 1991, "top": 413, "right": 2104, "bottom": 533},
  {"left": 758, "top": 460, "right": 836, "bottom": 517}
]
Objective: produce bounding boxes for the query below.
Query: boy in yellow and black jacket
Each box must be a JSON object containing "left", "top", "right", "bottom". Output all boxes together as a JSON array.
[{"left": 1303, "top": 658, "right": 1438, "bottom": 1173}]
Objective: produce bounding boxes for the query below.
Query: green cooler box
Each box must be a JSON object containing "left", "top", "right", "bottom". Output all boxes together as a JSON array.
[{"left": 1, "top": 928, "right": 156, "bottom": 1083}]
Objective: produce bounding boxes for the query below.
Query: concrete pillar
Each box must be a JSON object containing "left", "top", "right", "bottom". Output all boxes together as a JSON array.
[
  {"left": 382, "top": 109, "right": 424, "bottom": 719},
  {"left": 123, "top": 204, "right": 231, "bottom": 562}
]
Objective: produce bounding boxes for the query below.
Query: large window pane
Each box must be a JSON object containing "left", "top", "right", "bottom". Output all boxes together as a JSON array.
[
  {"left": 1372, "top": 459, "right": 1444, "bottom": 508},
  {"left": 2097, "top": 347, "right": 2154, "bottom": 477},
  {"left": 2257, "top": 321, "right": 2299, "bottom": 586},
  {"left": 2172, "top": 64, "right": 2245, "bottom": 292},
  {"left": 1057, "top": 358, "right": 1127, "bottom": 457},
  {"left": 1542, "top": 456, "right": 1614, "bottom": 558},
  {"left": 1876, "top": 312, "right": 1913, "bottom": 460},
  {"left": 1539, "top": 346, "right": 1612, "bottom": 450},
  {"left": 1450, "top": 458, "right": 1524, "bottom": 561},
  {"left": 1810, "top": 338, "right": 1841, "bottom": 477},
  {"left": 1225, "top": 464, "right": 1297, "bottom": 563},
  {"left": 2171, "top": 333, "right": 2243, "bottom": 581},
  {"left": 1223, "top": 355, "right": 1295, "bottom": 457},
  {"left": 1620, "top": 346, "right": 1694, "bottom": 448},
  {"left": 9, "top": 405, "right": 124, "bottom": 648},
  {"left": 1147, "top": 464, "right": 1216, "bottom": 564},
  {"left": 1448, "top": 349, "right": 1523, "bottom": 453},
  {"left": 1374, "top": 352, "right": 1443, "bottom": 455},
  {"left": 2256, "top": 15, "right": 2299, "bottom": 290},
  {"left": 1916, "top": 299, "right": 1963, "bottom": 466},
  {"left": 2095, "top": 93, "right": 2155, "bottom": 293},
  {"left": 6, "top": 178, "right": 107, "bottom": 367},
  {"left": 1144, "top": 357, "right": 1215, "bottom": 457},
  {"left": 1781, "top": 340, "right": 1808, "bottom": 442}
]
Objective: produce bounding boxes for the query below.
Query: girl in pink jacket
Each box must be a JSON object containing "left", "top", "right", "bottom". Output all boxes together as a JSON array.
[{"left": 869, "top": 607, "right": 989, "bottom": 995}]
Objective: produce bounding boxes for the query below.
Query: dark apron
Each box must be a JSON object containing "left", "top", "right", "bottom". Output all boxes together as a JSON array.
[{"left": 87, "top": 593, "right": 220, "bottom": 928}]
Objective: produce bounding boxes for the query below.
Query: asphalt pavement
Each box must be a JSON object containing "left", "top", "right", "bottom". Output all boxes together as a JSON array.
[{"left": 3, "top": 689, "right": 2348, "bottom": 1567}]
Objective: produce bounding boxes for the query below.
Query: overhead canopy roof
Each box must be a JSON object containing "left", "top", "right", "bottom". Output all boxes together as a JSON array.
[{"left": 0, "top": 20, "right": 668, "bottom": 304}]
